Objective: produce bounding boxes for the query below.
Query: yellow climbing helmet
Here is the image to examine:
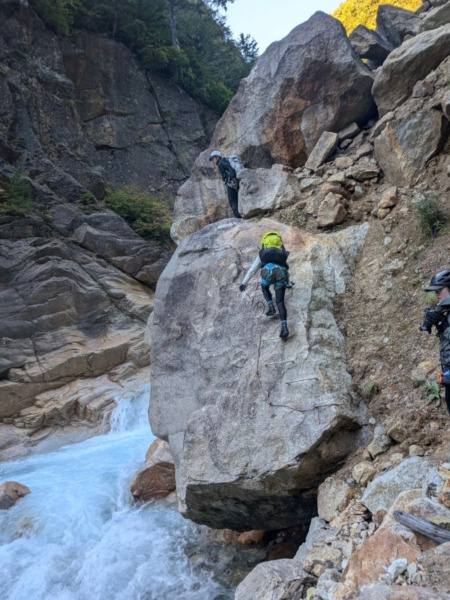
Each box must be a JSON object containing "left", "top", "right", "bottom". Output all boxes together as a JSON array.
[{"left": 261, "top": 231, "right": 283, "bottom": 250}]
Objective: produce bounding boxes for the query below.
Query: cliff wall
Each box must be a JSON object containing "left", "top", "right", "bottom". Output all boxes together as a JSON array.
[{"left": 0, "top": 0, "right": 217, "bottom": 459}]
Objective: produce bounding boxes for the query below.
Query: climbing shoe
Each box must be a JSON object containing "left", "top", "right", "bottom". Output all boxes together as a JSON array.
[
  {"left": 266, "top": 303, "right": 276, "bottom": 316},
  {"left": 280, "top": 322, "right": 289, "bottom": 340}
]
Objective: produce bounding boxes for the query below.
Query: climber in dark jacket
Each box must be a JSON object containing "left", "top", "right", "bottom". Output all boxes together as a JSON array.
[
  {"left": 239, "top": 231, "right": 291, "bottom": 340},
  {"left": 209, "top": 150, "right": 241, "bottom": 219},
  {"left": 421, "top": 269, "right": 450, "bottom": 414}
]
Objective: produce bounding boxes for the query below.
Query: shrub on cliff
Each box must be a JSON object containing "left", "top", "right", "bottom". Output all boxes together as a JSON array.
[
  {"left": 333, "top": 0, "right": 422, "bottom": 33},
  {"left": 104, "top": 186, "right": 172, "bottom": 247},
  {"left": 0, "top": 171, "right": 33, "bottom": 214},
  {"left": 413, "top": 197, "right": 447, "bottom": 242}
]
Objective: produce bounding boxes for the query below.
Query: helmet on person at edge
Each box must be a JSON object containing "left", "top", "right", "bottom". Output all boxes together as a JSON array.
[
  {"left": 209, "top": 150, "right": 222, "bottom": 161},
  {"left": 424, "top": 269, "right": 450, "bottom": 291}
]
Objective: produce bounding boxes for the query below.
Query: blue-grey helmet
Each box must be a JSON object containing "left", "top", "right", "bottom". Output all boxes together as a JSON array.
[
  {"left": 424, "top": 269, "right": 450, "bottom": 291},
  {"left": 209, "top": 150, "right": 221, "bottom": 161}
]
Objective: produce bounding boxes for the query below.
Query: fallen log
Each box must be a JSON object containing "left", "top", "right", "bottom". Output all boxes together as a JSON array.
[{"left": 393, "top": 510, "right": 450, "bottom": 544}]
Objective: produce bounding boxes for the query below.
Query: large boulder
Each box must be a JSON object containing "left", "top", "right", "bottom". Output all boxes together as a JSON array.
[
  {"left": 149, "top": 218, "right": 369, "bottom": 530},
  {"left": 212, "top": 12, "right": 374, "bottom": 165},
  {"left": 171, "top": 11, "right": 375, "bottom": 242},
  {"left": 349, "top": 25, "right": 393, "bottom": 67},
  {"left": 372, "top": 24, "right": 450, "bottom": 116},
  {"left": 376, "top": 5, "right": 422, "bottom": 48},
  {"left": 420, "top": 2, "right": 450, "bottom": 32},
  {"left": 238, "top": 165, "right": 301, "bottom": 218},
  {"left": 372, "top": 54, "right": 450, "bottom": 187},
  {"left": 374, "top": 108, "right": 449, "bottom": 186}
]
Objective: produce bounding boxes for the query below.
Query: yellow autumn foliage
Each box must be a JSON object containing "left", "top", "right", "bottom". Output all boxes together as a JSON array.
[{"left": 333, "top": 0, "right": 423, "bottom": 34}]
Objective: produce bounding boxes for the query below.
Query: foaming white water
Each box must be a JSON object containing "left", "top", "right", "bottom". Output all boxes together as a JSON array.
[{"left": 0, "top": 386, "right": 231, "bottom": 600}]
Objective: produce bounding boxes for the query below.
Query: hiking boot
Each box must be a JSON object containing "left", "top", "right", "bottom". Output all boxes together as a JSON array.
[
  {"left": 280, "top": 322, "right": 289, "bottom": 340},
  {"left": 266, "top": 304, "right": 276, "bottom": 316}
]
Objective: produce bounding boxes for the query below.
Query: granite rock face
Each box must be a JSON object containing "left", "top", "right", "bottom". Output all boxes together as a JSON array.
[
  {"left": 171, "top": 11, "right": 375, "bottom": 241},
  {"left": 211, "top": 12, "right": 375, "bottom": 167},
  {"left": 0, "top": 1, "right": 216, "bottom": 201},
  {"left": 372, "top": 55, "right": 450, "bottom": 186},
  {"left": 374, "top": 109, "right": 449, "bottom": 186},
  {"left": 372, "top": 24, "right": 450, "bottom": 116},
  {"left": 376, "top": 5, "right": 422, "bottom": 48},
  {"left": 149, "top": 219, "right": 369, "bottom": 530},
  {"left": 238, "top": 165, "right": 301, "bottom": 218},
  {"left": 0, "top": 1, "right": 207, "bottom": 457},
  {"left": 0, "top": 214, "right": 153, "bottom": 460},
  {"left": 361, "top": 457, "right": 438, "bottom": 514},
  {"left": 59, "top": 207, "right": 171, "bottom": 288}
]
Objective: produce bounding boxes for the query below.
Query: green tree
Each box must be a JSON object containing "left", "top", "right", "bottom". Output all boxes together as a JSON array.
[
  {"left": 237, "top": 33, "right": 259, "bottom": 65},
  {"left": 34, "top": 0, "right": 83, "bottom": 36}
]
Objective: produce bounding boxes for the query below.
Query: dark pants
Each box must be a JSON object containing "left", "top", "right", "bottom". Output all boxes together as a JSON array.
[
  {"left": 444, "top": 384, "right": 450, "bottom": 414},
  {"left": 261, "top": 284, "right": 287, "bottom": 321},
  {"left": 227, "top": 186, "right": 241, "bottom": 218}
]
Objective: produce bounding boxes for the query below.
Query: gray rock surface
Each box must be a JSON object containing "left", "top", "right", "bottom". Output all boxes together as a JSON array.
[
  {"left": 419, "top": 542, "right": 450, "bottom": 596},
  {"left": 372, "top": 24, "right": 450, "bottom": 116},
  {"left": 376, "top": 5, "right": 422, "bottom": 48},
  {"left": 367, "top": 424, "right": 392, "bottom": 458},
  {"left": 234, "top": 559, "right": 314, "bottom": 600},
  {"left": 0, "top": 2, "right": 216, "bottom": 201},
  {"left": 68, "top": 210, "right": 171, "bottom": 287},
  {"left": 171, "top": 11, "right": 375, "bottom": 241},
  {"left": 374, "top": 109, "right": 449, "bottom": 186},
  {"left": 420, "top": 1, "right": 450, "bottom": 32},
  {"left": 149, "top": 218, "right": 369, "bottom": 530},
  {"left": 238, "top": 165, "right": 301, "bottom": 218},
  {"left": 305, "top": 132, "right": 339, "bottom": 171},
  {"left": 317, "top": 478, "right": 354, "bottom": 522},
  {"left": 349, "top": 25, "right": 393, "bottom": 66},
  {"left": 0, "top": 214, "right": 153, "bottom": 459},
  {"left": 212, "top": 12, "right": 374, "bottom": 166},
  {"left": 361, "top": 457, "right": 437, "bottom": 514},
  {"left": 443, "top": 90, "right": 450, "bottom": 121}
]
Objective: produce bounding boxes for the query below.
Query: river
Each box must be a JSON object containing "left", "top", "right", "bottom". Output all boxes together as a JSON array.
[{"left": 0, "top": 387, "right": 234, "bottom": 600}]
